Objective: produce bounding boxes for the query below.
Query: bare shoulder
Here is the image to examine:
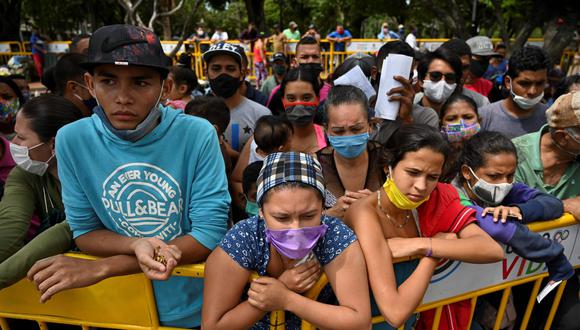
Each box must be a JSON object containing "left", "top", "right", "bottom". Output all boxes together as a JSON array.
[{"left": 344, "top": 192, "right": 379, "bottom": 229}]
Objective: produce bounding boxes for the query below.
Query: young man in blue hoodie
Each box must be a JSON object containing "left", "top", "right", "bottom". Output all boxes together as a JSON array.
[{"left": 54, "top": 25, "right": 230, "bottom": 328}]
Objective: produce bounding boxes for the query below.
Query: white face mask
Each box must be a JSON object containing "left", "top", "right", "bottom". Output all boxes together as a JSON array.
[
  {"left": 423, "top": 79, "right": 457, "bottom": 103},
  {"left": 10, "top": 142, "right": 54, "bottom": 176},
  {"left": 509, "top": 80, "right": 544, "bottom": 110},
  {"left": 466, "top": 167, "right": 513, "bottom": 206}
]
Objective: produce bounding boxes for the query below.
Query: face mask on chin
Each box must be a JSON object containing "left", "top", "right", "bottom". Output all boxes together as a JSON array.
[
  {"left": 383, "top": 166, "right": 430, "bottom": 210},
  {"left": 92, "top": 80, "right": 165, "bottom": 142},
  {"left": 509, "top": 79, "right": 544, "bottom": 110}
]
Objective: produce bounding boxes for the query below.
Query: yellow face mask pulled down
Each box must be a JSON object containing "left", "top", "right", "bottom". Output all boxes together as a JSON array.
[{"left": 383, "top": 175, "right": 430, "bottom": 210}]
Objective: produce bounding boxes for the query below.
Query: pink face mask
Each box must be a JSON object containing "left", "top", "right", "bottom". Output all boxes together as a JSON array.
[{"left": 265, "top": 224, "right": 328, "bottom": 259}]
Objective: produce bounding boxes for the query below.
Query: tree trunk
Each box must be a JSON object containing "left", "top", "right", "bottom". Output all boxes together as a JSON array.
[
  {"left": 167, "top": 0, "right": 203, "bottom": 58},
  {"left": 243, "top": 0, "right": 266, "bottom": 31},
  {"left": 0, "top": 0, "right": 22, "bottom": 41},
  {"left": 511, "top": 21, "right": 536, "bottom": 54},
  {"left": 160, "top": 0, "right": 173, "bottom": 39},
  {"left": 511, "top": 0, "right": 548, "bottom": 54},
  {"left": 543, "top": 15, "right": 578, "bottom": 66},
  {"left": 425, "top": 0, "right": 470, "bottom": 39},
  {"left": 490, "top": 0, "right": 510, "bottom": 47}
]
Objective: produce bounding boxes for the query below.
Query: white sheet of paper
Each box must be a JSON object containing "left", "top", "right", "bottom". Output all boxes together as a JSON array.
[
  {"left": 374, "top": 54, "right": 413, "bottom": 120},
  {"left": 333, "top": 65, "right": 376, "bottom": 100},
  {"left": 536, "top": 280, "right": 562, "bottom": 303}
]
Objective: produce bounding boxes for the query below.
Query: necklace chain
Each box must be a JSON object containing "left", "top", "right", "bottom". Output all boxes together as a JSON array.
[{"left": 377, "top": 188, "right": 410, "bottom": 228}]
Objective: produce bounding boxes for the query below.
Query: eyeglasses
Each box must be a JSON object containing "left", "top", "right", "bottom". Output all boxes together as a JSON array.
[{"left": 427, "top": 71, "right": 457, "bottom": 84}]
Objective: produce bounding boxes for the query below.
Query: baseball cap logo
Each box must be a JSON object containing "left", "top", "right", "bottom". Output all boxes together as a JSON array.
[
  {"left": 209, "top": 42, "right": 238, "bottom": 53},
  {"left": 101, "top": 36, "right": 148, "bottom": 53}
]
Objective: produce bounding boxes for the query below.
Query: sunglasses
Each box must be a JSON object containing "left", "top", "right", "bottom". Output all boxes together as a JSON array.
[{"left": 427, "top": 71, "right": 457, "bottom": 84}]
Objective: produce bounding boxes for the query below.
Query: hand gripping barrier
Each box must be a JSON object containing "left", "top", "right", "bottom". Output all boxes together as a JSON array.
[{"left": 0, "top": 213, "right": 577, "bottom": 330}]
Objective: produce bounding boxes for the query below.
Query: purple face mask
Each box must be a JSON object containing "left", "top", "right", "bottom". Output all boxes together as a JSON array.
[{"left": 265, "top": 224, "right": 328, "bottom": 260}]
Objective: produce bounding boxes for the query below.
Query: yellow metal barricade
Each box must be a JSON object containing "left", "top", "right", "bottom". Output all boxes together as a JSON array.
[
  {"left": 0, "top": 253, "right": 163, "bottom": 330},
  {"left": 301, "top": 214, "right": 578, "bottom": 330},
  {"left": 0, "top": 188, "right": 573, "bottom": 330},
  {"left": 0, "top": 256, "right": 280, "bottom": 330},
  {"left": 0, "top": 42, "right": 28, "bottom": 65}
]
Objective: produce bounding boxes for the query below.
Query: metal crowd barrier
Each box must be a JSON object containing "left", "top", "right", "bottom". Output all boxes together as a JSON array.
[
  {"left": 0, "top": 214, "right": 577, "bottom": 330},
  {"left": 560, "top": 49, "right": 580, "bottom": 76},
  {"left": 0, "top": 38, "right": 549, "bottom": 83}
]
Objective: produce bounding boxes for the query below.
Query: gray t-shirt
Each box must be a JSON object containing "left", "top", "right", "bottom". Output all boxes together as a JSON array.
[
  {"left": 479, "top": 100, "right": 548, "bottom": 139},
  {"left": 411, "top": 104, "right": 439, "bottom": 128},
  {"left": 463, "top": 88, "right": 490, "bottom": 108},
  {"left": 224, "top": 97, "right": 271, "bottom": 151}
]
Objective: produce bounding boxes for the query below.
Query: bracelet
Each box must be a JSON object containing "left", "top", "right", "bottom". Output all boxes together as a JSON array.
[{"left": 425, "top": 238, "right": 433, "bottom": 257}]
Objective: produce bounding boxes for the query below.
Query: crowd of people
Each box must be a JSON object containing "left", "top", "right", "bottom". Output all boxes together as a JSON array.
[{"left": 0, "top": 22, "right": 579, "bottom": 330}]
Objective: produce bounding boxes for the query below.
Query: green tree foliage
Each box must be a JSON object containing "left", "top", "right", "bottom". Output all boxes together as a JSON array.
[
  {"left": 8, "top": 0, "right": 578, "bottom": 64},
  {"left": 20, "top": 0, "right": 123, "bottom": 38}
]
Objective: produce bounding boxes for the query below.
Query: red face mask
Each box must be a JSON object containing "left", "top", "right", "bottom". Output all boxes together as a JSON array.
[
  {"left": 337, "top": 28, "right": 345, "bottom": 34},
  {"left": 282, "top": 99, "right": 320, "bottom": 126},
  {"left": 282, "top": 99, "right": 319, "bottom": 110}
]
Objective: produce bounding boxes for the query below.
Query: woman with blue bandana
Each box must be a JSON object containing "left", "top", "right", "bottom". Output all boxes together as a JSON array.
[
  {"left": 203, "top": 152, "right": 371, "bottom": 329},
  {"left": 317, "top": 85, "right": 385, "bottom": 219}
]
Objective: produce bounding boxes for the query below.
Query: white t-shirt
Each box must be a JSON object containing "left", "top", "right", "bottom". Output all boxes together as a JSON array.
[
  {"left": 405, "top": 33, "right": 417, "bottom": 50},
  {"left": 211, "top": 31, "right": 228, "bottom": 41}
]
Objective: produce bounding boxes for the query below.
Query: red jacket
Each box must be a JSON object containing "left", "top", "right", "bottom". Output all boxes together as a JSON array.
[{"left": 416, "top": 183, "right": 476, "bottom": 330}]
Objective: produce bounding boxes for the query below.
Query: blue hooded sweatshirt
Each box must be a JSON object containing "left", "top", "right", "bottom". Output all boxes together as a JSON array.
[{"left": 56, "top": 105, "right": 230, "bottom": 327}]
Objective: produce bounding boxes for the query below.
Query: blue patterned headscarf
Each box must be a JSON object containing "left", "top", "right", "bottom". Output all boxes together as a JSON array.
[{"left": 256, "top": 152, "right": 325, "bottom": 206}]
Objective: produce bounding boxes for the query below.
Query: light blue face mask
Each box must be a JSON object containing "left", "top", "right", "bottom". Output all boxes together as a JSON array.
[
  {"left": 92, "top": 82, "right": 164, "bottom": 142},
  {"left": 245, "top": 200, "right": 259, "bottom": 216},
  {"left": 328, "top": 132, "right": 369, "bottom": 159},
  {"left": 93, "top": 105, "right": 161, "bottom": 142}
]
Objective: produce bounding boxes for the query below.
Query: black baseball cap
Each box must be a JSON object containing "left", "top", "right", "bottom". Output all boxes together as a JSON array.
[
  {"left": 81, "top": 24, "right": 171, "bottom": 76},
  {"left": 202, "top": 42, "right": 244, "bottom": 67},
  {"left": 271, "top": 52, "right": 287, "bottom": 64}
]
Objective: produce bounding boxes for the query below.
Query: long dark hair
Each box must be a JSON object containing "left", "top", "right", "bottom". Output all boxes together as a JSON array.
[
  {"left": 379, "top": 124, "right": 450, "bottom": 169},
  {"left": 280, "top": 67, "right": 322, "bottom": 98},
  {"left": 20, "top": 94, "right": 83, "bottom": 142}
]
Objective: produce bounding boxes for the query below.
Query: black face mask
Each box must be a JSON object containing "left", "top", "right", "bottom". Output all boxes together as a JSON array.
[
  {"left": 285, "top": 104, "right": 316, "bottom": 126},
  {"left": 83, "top": 97, "right": 98, "bottom": 113},
  {"left": 210, "top": 74, "right": 242, "bottom": 98},
  {"left": 470, "top": 59, "right": 489, "bottom": 79},
  {"left": 299, "top": 63, "right": 324, "bottom": 77}
]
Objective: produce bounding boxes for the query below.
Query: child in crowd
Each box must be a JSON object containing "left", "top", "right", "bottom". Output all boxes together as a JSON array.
[
  {"left": 453, "top": 131, "right": 573, "bottom": 282},
  {"left": 241, "top": 161, "right": 262, "bottom": 218},
  {"left": 439, "top": 94, "right": 481, "bottom": 182},
  {"left": 185, "top": 96, "right": 232, "bottom": 178},
  {"left": 166, "top": 66, "right": 198, "bottom": 110},
  {"left": 249, "top": 115, "right": 294, "bottom": 163},
  {"left": 229, "top": 115, "right": 293, "bottom": 219}
]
